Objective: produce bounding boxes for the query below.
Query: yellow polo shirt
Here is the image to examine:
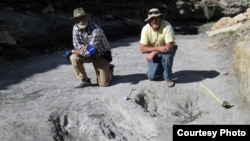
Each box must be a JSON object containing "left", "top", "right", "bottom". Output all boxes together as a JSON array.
[{"left": 140, "top": 20, "right": 175, "bottom": 47}]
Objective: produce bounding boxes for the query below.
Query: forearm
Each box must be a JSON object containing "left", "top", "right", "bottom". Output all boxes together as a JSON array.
[
  {"left": 70, "top": 49, "right": 80, "bottom": 55},
  {"left": 140, "top": 42, "right": 175, "bottom": 54},
  {"left": 140, "top": 45, "right": 160, "bottom": 54},
  {"left": 71, "top": 45, "right": 88, "bottom": 56}
]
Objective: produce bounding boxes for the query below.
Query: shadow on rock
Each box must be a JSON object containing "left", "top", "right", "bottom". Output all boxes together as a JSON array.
[
  {"left": 173, "top": 70, "right": 220, "bottom": 83},
  {"left": 111, "top": 73, "right": 147, "bottom": 85}
]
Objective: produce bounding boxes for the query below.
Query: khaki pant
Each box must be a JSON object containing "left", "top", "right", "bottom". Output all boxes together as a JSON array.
[{"left": 70, "top": 54, "right": 113, "bottom": 87}]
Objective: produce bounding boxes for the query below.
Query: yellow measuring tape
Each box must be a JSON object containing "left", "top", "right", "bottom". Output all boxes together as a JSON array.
[{"left": 199, "top": 81, "right": 232, "bottom": 109}]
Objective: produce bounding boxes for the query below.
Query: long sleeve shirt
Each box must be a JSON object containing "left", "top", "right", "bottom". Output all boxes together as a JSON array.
[{"left": 72, "top": 22, "right": 110, "bottom": 56}]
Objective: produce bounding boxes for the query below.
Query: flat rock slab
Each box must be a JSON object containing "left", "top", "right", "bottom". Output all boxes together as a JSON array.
[{"left": 0, "top": 34, "right": 249, "bottom": 141}]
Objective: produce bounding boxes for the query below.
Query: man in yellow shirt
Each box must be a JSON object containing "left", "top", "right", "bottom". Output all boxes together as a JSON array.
[{"left": 140, "top": 8, "right": 177, "bottom": 87}]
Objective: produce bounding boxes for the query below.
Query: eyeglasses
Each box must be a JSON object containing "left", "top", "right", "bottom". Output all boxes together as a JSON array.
[{"left": 148, "top": 10, "right": 160, "bottom": 15}]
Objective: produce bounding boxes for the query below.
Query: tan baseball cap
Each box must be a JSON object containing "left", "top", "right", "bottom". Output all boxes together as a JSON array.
[{"left": 145, "top": 8, "right": 163, "bottom": 22}]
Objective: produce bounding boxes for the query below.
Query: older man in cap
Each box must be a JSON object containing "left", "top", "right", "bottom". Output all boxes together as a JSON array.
[
  {"left": 139, "top": 8, "right": 177, "bottom": 87},
  {"left": 66, "top": 7, "right": 114, "bottom": 88}
]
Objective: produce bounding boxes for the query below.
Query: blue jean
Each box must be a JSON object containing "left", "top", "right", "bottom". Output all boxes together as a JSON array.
[{"left": 147, "top": 46, "right": 177, "bottom": 81}]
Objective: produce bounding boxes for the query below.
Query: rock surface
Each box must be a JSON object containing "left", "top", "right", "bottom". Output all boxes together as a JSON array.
[
  {"left": 1, "top": 1, "right": 250, "bottom": 141},
  {"left": 0, "top": 33, "right": 250, "bottom": 141}
]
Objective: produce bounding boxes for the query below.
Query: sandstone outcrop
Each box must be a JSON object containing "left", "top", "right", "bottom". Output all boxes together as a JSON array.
[
  {"left": 205, "top": 7, "right": 250, "bottom": 103},
  {"left": 234, "top": 41, "right": 250, "bottom": 103}
]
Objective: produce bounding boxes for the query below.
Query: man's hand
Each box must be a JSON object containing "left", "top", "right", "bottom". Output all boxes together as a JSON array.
[
  {"left": 146, "top": 51, "right": 158, "bottom": 62},
  {"left": 159, "top": 46, "right": 172, "bottom": 53},
  {"left": 80, "top": 46, "right": 88, "bottom": 51},
  {"left": 79, "top": 45, "right": 97, "bottom": 57}
]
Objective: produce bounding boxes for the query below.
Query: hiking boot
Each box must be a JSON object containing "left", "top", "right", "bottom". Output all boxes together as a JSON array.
[
  {"left": 74, "top": 78, "right": 91, "bottom": 88},
  {"left": 166, "top": 80, "right": 175, "bottom": 87},
  {"left": 109, "top": 64, "right": 114, "bottom": 73},
  {"left": 109, "top": 64, "right": 115, "bottom": 77}
]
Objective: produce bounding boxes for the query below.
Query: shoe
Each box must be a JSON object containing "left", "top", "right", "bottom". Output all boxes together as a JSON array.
[
  {"left": 74, "top": 78, "right": 91, "bottom": 88},
  {"left": 109, "top": 64, "right": 115, "bottom": 77},
  {"left": 166, "top": 80, "right": 175, "bottom": 87},
  {"left": 109, "top": 64, "right": 114, "bottom": 73}
]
